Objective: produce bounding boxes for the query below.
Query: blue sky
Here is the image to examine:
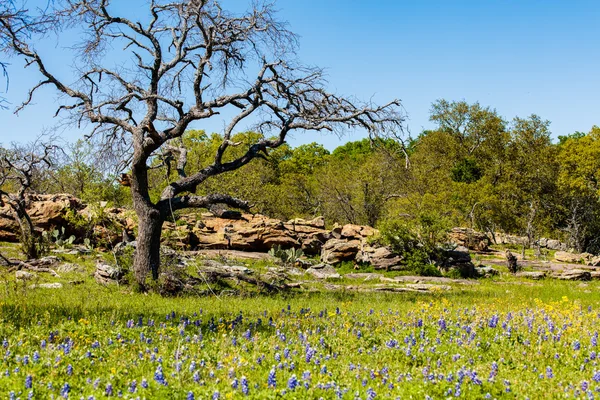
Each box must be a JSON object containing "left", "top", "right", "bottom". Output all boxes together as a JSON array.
[{"left": 1, "top": 0, "right": 599, "bottom": 149}]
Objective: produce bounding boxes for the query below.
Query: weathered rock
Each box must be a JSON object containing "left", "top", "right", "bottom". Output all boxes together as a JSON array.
[
  {"left": 340, "top": 224, "right": 378, "bottom": 240},
  {"left": 15, "top": 270, "right": 35, "bottom": 280},
  {"left": 554, "top": 251, "right": 590, "bottom": 264},
  {"left": 448, "top": 228, "right": 490, "bottom": 252},
  {"left": 94, "top": 262, "right": 125, "bottom": 284},
  {"left": 344, "top": 273, "right": 383, "bottom": 281},
  {"left": 188, "top": 213, "right": 330, "bottom": 254},
  {"left": 306, "top": 265, "right": 341, "bottom": 279},
  {"left": 545, "top": 239, "right": 568, "bottom": 251},
  {"left": 29, "top": 282, "right": 63, "bottom": 289},
  {"left": 516, "top": 271, "right": 546, "bottom": 280},
  {"left": 355, "top": 246, "right": 403, "bottom": 270},
  {"left": 323, "top": 283, "right": 451, "bottom": 293},
  {"left": 320, "top": 239, "right": 361, "bottom": 264},
  {"left": 56, "top": 263, "right": 86, "bottom": 273},
  {"left": 0, "top": 194, "right": 86, "bottom": 242},
  {"left": 476, "top": 266, "right": 499, "bottom": 277},
  {"left": 438, "top": 246, "right": 476, "bottom": 277},
  {"left": 552, "top": 269, "right": 591, "bottom": 281},
  {"left": 405, "top": 283, "right": 452, "bottom": 291},
  {"left": 589, "top": 256, "right": 600, "bottom": 267}
]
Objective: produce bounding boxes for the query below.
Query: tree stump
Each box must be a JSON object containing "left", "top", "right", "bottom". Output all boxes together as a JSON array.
[{"left": 506, "top": 250, "right": 519, "bottom": 273}]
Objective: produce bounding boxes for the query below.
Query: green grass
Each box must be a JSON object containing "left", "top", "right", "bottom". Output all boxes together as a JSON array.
[{"left": 2, "top": 241, "right": 600, "bottom": 398}]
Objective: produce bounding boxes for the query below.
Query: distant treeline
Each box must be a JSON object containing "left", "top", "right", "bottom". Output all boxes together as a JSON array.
[{"left": 4, "top": 99, "right": 600, "bottom": 253}]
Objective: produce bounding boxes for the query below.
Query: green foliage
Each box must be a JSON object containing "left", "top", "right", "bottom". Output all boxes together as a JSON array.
[
  {"left": 44, "top": 227, "right": 76, "bottom": 249},
  {"left": 450, "top": 157, "right": 482, "bottom": 183},
  {"left": 379, "top": 214, "right": 449, "bottom": 276},
  {"left": 268, "top": 245, "right": 303, "bottom": 266}
]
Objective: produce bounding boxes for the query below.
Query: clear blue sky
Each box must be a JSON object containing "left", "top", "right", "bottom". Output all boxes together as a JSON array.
[{"left": 1, "top": 0, "right": 599, "bottom": 149}]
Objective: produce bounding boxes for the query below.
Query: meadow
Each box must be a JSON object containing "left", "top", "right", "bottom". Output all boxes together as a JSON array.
[{"left": 1, "top": 266, "right": 599, "bottom": 399}]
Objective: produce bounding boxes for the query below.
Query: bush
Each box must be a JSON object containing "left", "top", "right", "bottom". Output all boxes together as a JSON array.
[{"left": 379, "top": 214, "right": 450, "bottom": 277}]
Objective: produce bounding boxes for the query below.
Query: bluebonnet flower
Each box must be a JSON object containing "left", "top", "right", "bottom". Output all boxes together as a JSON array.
[
  {"left": 582, "top": 381, "right": 589, "bottom": 392},
  {"left": 60, "top": 382, "right": 71, "bottom": 398},
  {"left": 33, "top": 351, "right": 40, "bottom": 362},
  {"left": 2, "top": 338, "right": 8, "bottom": 348},
  {"left": 232, "top": 378, "right": 239, "bottom": 389},
  {"left": 367, "top": 387, "right": 376, "bottom": 400},
  {"left": 288, "top": 374, "right": 298, "bottom": 390},
  {"left": 268, "top": 368, "right": 277, "bottom": 387},
  {"left": 129, "top": 380, "right": 137, "bottom": 393},
  {"left": 212, "top": 391, "right": 220, "bottom": 400},
  {"left": 241, "top": 376, "right": 249, "bottom": 395},
  {"left": 546, "top": 366, "right": 554, "bottom": 379},
  {"left": 141, "top": 378, "right": 149, "bottom": 388},
  {"left": 187, "top": 392, "right": 195, "bottom": 400},
  {"left": 193, "top": 371, "right": 200, "bottom": 383},
  {"left": 67, "top": 364, "right": 73, "bottom": 375},
  {"left": 593, "top": 370, "right": 600, "bottom": 382},
  {"left": 105, "top": 383, "right": 113, "bottom": 396},
  {"left": 154, "top": 365, "right": 168, "bottom": 385},
  {"left": 25, "top": 374, "right": 32, "bottom": 389}
]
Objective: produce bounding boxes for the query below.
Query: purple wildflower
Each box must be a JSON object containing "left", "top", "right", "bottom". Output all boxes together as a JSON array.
[
  {"left": 288, "top": 374, "right": 298, "bottom": 390},
  {"left": 268, "top": 368, "right": 277, "bottom": 388},
  {"left": 241, "top": 376, "right": 249, "bottom": 395}
]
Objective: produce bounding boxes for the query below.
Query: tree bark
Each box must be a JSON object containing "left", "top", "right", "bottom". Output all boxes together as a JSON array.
[{"left": 133, "top": 204, "right": 163, "bottom": 286}]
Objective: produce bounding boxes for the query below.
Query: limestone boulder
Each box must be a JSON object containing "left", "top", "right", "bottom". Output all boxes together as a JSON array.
[
  {"left": 0, "top": 193, "right": 85, "bottom": 241},
  {"left": 438, "top": 246, "right": 476, "bottom": 277},
  {"left": 320, "top": 239, "right": 361, "bottom": 264},
  {"left": 516, "top": 271, "right": 546, "bottom": 280},
  {"left": 306, "top": 264, "right": 341, "bottom": 280},
  {"left": 552, "top": 269, "right": 592, "bottom": 281},
  {"left": 448, "top": 228, "right": 490, "bottom": 252},
  {"left": 340, "top": 224, "right": 378, "bottom": 240},
  {"left": 94, "top": 262, "right": 125, "bottom": 285},
  {"left": 554, "top": 251, "right": 592, "bottom": 264},
  {"left": 355, "top": 245, "right": 403, "bottom": 270}
]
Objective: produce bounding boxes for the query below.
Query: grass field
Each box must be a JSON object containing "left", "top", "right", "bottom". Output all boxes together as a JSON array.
[{"left": 1, "top": 243, "right": 600, "bottom": 399}]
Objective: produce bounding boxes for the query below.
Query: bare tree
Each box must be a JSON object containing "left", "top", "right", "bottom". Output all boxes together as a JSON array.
[
  {"left": 0, "top": 140, "right": 57, "bottom": 259},
  {"left": 3, "top": 0, "right": 405, "bottom": 288}
]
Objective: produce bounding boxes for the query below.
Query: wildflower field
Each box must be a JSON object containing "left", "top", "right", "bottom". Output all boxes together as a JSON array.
[{"left": 2, "top": 277, "right": 600, "bottom": 400}]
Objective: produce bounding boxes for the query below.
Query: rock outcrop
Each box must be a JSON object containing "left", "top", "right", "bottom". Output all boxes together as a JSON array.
[
  {"left": 355, "top": 246, "right": 403, "bottom": 270},
  {"left": 554, "top": 251, "right": 593, "bottom": 264},
  {"left": 438, "top": 246, "right": 476, "bottom": 277},
  {"left": 448, "top": 228, "right": 490, "bottom": 252},
  {"left": 0, "top": 194, "right": 85, "bottom": 241}
]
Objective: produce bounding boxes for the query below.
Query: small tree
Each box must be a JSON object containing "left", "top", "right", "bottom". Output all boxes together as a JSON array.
[
  {"left": 4, "top": 0, "right": 405, "bottom": 288},
  {"left": 0, "top": 140, "right": 57, "bottom": 259}
]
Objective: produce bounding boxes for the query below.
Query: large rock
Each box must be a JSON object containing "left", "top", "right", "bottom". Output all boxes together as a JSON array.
[
  {"left": 182, "top": 213, "right": 331, "bottom": 254},
  {"left": 355, "top": 245, "right": 403, "bottom": 270},
  {"left": 306, "top": 264, "right": 341, "bottom": 280},
  {"left": 94, "top": 262, "right": 125, "bottom": 285},
  {"left": 340, "top": 224, "right": 378, "bottom": 240},
  {"left": 554, "top": 251, "right": 592, "bottom": 264},
  {"left": 448, "top": 228, "right": 490, "bottom": 252},
  {"left": 516, "top": 271, "right": 546, "bottom": 280},
  {"left": 0, "top": 193, "right": 85, "bottom": 241},
  {"left": 320, "top": 239, "right": 361, "bottom": 264},
  {"left": 438, "top": 246, "right": 476, "bottom": 277},
  {"left": 552, "top": 269, "right": 592, "bottom": 281}
]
